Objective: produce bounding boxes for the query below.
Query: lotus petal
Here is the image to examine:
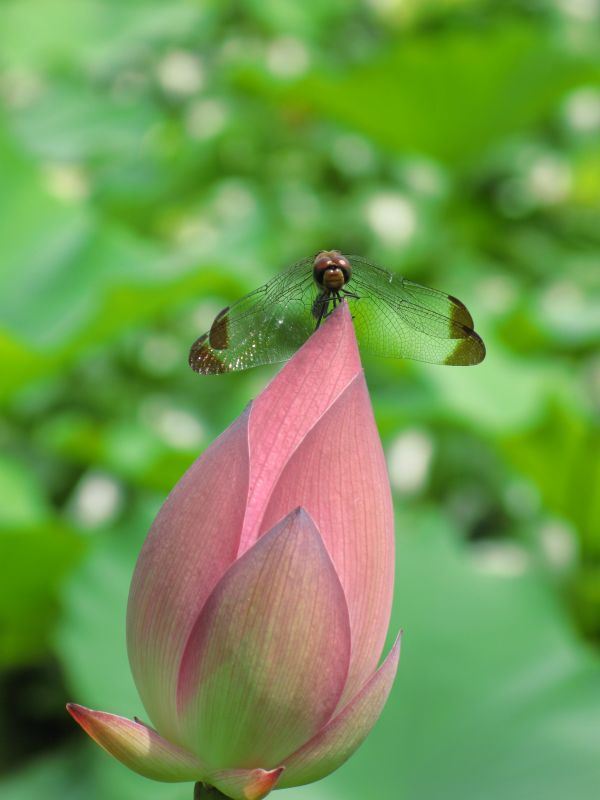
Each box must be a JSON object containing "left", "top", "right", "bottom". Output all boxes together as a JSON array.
[
  {"left": 240, "top": 303, "right": 361, "bottom": 553},
  {"left": 205, "top": 766, "right": 284, "bottom": 800},
  {"left": 177, "top": 508, "right": 351, "bottom": 769},
  {"left": 66, "top": 704, "right": 204, "bottom": 782},
  {"left": 277, "top": 634, "right": 401, "bottom": 788},
  {"left": 260, "top": 373, "right": 395, "bottom": 704},
  {"left": 127, "top": 409, "right": 251, "bottom": 742}
]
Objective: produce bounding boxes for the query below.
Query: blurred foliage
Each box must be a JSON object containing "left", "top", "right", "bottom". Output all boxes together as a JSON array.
[{"left": 1, "top": 0, "right": 599, "bottom": 798}]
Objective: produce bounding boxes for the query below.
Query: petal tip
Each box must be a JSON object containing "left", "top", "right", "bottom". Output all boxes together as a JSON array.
[
  {"left": 248, "top": 766, "right": 285, "bottom": 798},
  {"left": 289, "top": 505, "right": 316, "bottom": 528},
  {"left": 320, "top": 301, "right": 360, "bottom": 355},
  {"left": 209, "top": 766, "right": 285, "bottom": 800},
  {"left": 277, "top": 632, "right": 401, "bottom": 788},
  {"left": 66, "top": 702, "right": 92, "bottom": 731}
]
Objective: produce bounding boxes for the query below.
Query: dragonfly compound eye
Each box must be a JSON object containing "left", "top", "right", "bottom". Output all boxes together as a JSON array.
[{"left": 313, "top": 251, "right": 352, "bottom": 288}]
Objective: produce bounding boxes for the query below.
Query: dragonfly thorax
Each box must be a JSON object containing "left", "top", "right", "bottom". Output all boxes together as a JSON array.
[{"left": 313, "top": 250, "right": 352, "bottom": 291}]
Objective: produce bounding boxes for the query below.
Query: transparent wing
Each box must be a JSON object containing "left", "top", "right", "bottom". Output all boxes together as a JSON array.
[
  {"left": 189, "top": 258, "right": 317, "bottom": 374},
  {"left": 346, "top": 256, "right": 485, "bottom": 365}
]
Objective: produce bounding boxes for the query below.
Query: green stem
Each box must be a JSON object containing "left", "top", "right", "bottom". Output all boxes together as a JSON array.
[{"left": 194, "top": 782, "right": 229, "bottom": 799}]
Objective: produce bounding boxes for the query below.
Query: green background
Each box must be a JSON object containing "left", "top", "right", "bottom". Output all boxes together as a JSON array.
[{"left": 1, "top": 1, "right": 599, "bottom": 798}]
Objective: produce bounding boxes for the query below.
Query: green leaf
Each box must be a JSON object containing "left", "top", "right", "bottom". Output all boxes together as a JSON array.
[
  {"left": 0, "top": 0, "right": 207, "bottom": 70},
  {"left": 55, "top": 534, "right": 141, "bottom": 714},
  {"left": 0, "top": 747, "right": 95, "bottom": 800},
  {"left": 424, "top": 341, "right": 574, "bottom": 433},
  {"left": 11, "top": 84, "right": 160, "bottom": 161},
  {"left": 501, "top": 404, "right": 600, "bottom": 556},
  {"left": 0, "top": 455, "right": 50, "bottom": 527},
  {"left": 324, "top": 511, "right": 600, "bottom": 799},
  {"left": 0, "top": 525, "right": 85, "bottom": 666},
  {"left": 287, "top": 24, "right": 600, "bottom": 163},
  {"left": 0, "top": 745, "right": 193, "bottom": 800}
]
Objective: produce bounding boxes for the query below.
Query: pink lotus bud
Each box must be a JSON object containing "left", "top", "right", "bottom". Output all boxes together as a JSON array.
[{"left": 67, "top": 304, "right": 399, "bottom": 800}]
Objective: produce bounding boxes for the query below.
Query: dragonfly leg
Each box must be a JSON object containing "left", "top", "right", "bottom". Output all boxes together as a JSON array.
[
  {"left": 324, "top": 291, "right": 342, "bottom": 319},
  {"left": 339, "top": 289, "right": 359, "bottom": 320},
  {"left": 313, "top": 291, "right": 332, "bottom": 329}
]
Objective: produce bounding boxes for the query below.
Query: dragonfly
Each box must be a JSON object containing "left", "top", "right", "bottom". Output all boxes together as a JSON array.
[{"left": 189, "top": 250, "right": 485, "bottom": 374}]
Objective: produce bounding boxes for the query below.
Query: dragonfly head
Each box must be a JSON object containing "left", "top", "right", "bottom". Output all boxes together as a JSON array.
[{"left": 313, "top": 250, "right": 352, "bottom": 291}]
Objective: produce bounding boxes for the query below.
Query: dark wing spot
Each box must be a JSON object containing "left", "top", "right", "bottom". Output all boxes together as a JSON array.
[
  {"left": 444, "top": 330, "right": 486, "bottom": 365},
  {"left": 189, "top": 334, "right": 228, "bottom": 374},
  {"left": 209, "top": 307, "right": 230, "bottom": 350},
  {"left": 447, "top": 317, "right": 472, "bottom": 338},
  {"left": 447, "top": 295, "right": 474, "bottom": 329}
]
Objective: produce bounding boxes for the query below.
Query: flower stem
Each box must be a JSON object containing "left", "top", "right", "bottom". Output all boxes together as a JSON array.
[{"left": 194, "top": 782, "right": 229, "bottom": 799}]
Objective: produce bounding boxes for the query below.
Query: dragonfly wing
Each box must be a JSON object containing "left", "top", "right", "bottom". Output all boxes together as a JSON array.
[
  {"left": 189, "top": 260, "right": 317, "bottom": 374},
  {"left": 346, "top": 256, "right": 486, "bottom": 366},
  {"left": 401, "top": 280, "right": 475, "bottom": 329}
]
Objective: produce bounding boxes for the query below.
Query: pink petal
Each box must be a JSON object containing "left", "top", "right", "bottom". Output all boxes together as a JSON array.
[
  {"left": 127, "top": 410, "right": 250, "bottom": 742},
  {"left": 66, "top": 704, "right": 204, "bottom": 782},
  {"left": 240, "top": 302, "right": 361, "bottom": 554},
  {"left": 277, "top": 633, "right": 401, "bottom": 788},
  {"left": 260, "top": 372, "right": 395, "bottom": 704},
  {"left": 204, "top": 767, "right": 284, "bottom": 800},
  {"left": 177, "top": 508, "right": 351, "bottom": 770}
]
